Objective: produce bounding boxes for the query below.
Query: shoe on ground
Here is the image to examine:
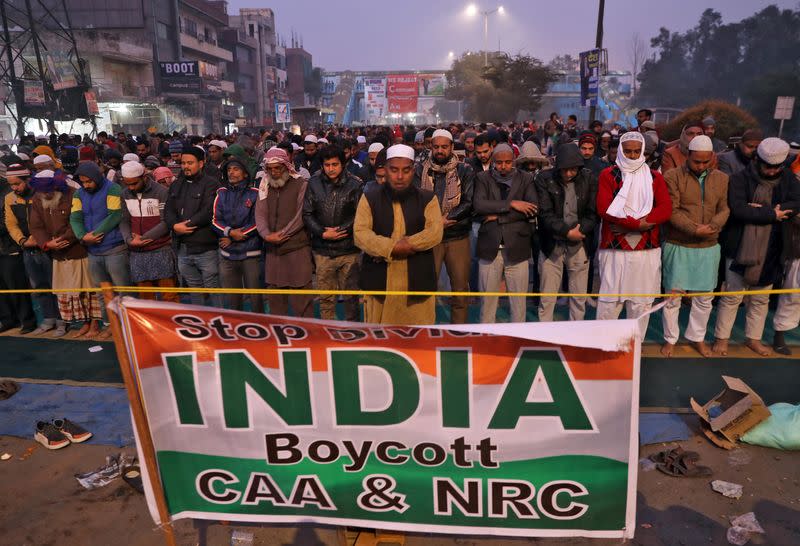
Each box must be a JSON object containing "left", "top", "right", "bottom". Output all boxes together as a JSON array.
[
  {"left": 18, "top": 324, "right": 37, "bottom": 335},
  {"left": 30, "top": 323, "right": 55, "bottom": 336},
  {"left": 35, "top": 421, "right": 71, "bottom": 450},
  {"left": 51, "top": 323, "right": 68, "bottom": 338},
  {"left": 53, "top": 418, "right": 93, "bottom": 443}
]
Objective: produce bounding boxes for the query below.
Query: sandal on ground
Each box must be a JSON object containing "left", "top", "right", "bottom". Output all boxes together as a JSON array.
[
  {"left": 656, "top": 453, "right": 712, "bottom": 478},
  {"left": 649, "top": 447, "right": 700, "bottom": 465},
  {"left": 121, "top": 464, "right": 144, "bottom": 494}
]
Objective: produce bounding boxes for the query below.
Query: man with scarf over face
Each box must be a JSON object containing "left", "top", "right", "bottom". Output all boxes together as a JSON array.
[
  {"left": 28, "top": 170, "right": 103, "bottom": 337},
  {"left": 355, "top": 144, "right": 443, "bottom": 325},
  {"left": 415, "top": 129, "right": 474, "bottom": 323},
  {"left": 714, "top": 138, "right": 800, "bottom": 357},
  {"left": 255, "top": 148, "right": 314, "bottom": 317},
  {"left": 662, "top": 123, "right": 718, "bottom": 174},
  {"left": 596, "top": 131, "right": 672, "bottom": 333},
  {"left": 473, "top": 144, "right": 538, "bottom": 324}
]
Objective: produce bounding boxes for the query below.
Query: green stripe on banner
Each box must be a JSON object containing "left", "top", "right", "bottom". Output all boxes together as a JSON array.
[{"left": 157, "top": 451, "right": 628, "bottom": 531}]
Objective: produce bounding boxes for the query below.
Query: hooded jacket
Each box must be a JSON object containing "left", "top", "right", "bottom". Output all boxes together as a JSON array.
[
  {"left": 211, "top": 159, "right": 261, "bottom": 260},
  {"left": 535, "top": 145, "right": 599, "bottom": 258},
  {"left": 70, "top": 162, "right": 125, "bottom": 255}
]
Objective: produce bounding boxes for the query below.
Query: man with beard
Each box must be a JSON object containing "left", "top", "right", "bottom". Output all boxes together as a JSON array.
[
  {"left": 577, "top": 134, "right": 608, "bottom": 178},
  {"left": 164, "top": 146, "right": 222, "bottom": 307},
  {"left": 207, "top": 139, "right": 228, "bottom": 172},
  {"left": 470, "top": 134, "right": 494, "bottom": 174},
  {"left": 358, "top": 142, "right": 384, "bottom": 183},
  {"left": 463, "top": 131, "right": 477, "bottom": 159},
  {"left": 473, "top": 144, "right": 538, "bottom": 324},
  {"left": 596, "top": 132, "right": 672, "bottom": 332},
  {"left": 713, "top": 138, "right": 800, "bottom": 357},
  {"left": 355, "top": 144, "right": 443, "bottom": 325},
  {"left": 28, "top": 170, "right": 103, "bottom": 337},
  {"left": 120, "top": 160, "right": 178, "bottom": 302},
  {"left": 717, "top": 129, "right": 763, "bottom": 177},
  {"left": 303, "top": 145, "right": 363, "bottom": 321},
  {"left": 255, "top": 147, "right": 314, "bottom": 317},
  {"left": 3, "top": 158, "right": 62, "bottom": 335},
  {"left": 661, "top": 136, "right": 729, "bottom": 358},
  {"left": 702, "top": 117, "right": 727, "bottom": 153},
  {"left": 0, "top": 158, "right": 37, "bottom": 334},
  {"left": 662, "top": 123, "right": 714, "bottom": 173},
  {"left": 415, "top": 129, "right": 474, "bottom": 323},
  {"left": 294, "top": 134, "right": 322, "bottom": 176}
]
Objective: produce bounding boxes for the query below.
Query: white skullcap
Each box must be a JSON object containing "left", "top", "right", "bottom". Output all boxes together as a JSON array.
[
  {"left": 17, "top": 153, "right": 30, "bottom": 161},
  {"left": 368, "top": 143, "right": 384, "bottom": 154},
  {"left": 121, "top": 160, "right": 145, "bottom": 178},
  {"left": 414, "top": 131, "right": 425, "bottom": 143},
  {"left": 757, "top": 137, "right": 790, "bottom": 166},
  {"left": 386, "top": 144, "right": 415, "bottom": 162},
  {"left": 35, "top": 169, "right": 54, "bottom": 178},
  {"left": 688, "top": 135, "right": 714, "bottom": 152},
  {"left": 356, "top": 136, "right": 367, "bottom": 144},
  {"left": 33, "top": 154, "right": 53, "bottom": 165},
  {"left": 291, "top": 142, "right": 301, "bottom": 151},
  {"left": 208, "top": 139, "right": 228, "bottom": 150},
  {"left": 432, "top": 129, "right": 453, "bottom": 142},
  {"left": 318, "top": 138, "right": 329, "bottom": 144},
  {"left": 122, "top": 153, "right": 139, "bottom": 163},
  {"left": 304, "top": 134, "right": 318, "bottom": 144}
]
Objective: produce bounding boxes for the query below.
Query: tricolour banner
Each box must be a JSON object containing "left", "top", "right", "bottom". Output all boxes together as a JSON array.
[{"left": 112, "top": 298, "right": 640, "bottom": 539}]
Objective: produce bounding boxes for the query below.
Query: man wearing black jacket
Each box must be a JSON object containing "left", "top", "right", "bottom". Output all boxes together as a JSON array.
[
  {"left": 164, "top": 146, "right": 222, "bottom": 306},
  {"left": 415, "top": 129, "right": 474, "bottom": 323},
  {"left": 303, "top": 146, "right": 363, "bottom": 321},
  {"left": 535, "top": 144, "right": 598, "bottom": 322}
]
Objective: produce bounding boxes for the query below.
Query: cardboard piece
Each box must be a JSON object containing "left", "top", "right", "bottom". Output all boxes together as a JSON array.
[{"left": 690, "top": 376, "right": 771, "bottom": 450}]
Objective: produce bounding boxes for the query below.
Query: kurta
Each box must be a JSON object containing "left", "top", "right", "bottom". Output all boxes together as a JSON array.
[{"left": 354, "top": 195, "right": 443, "bottom": 325}]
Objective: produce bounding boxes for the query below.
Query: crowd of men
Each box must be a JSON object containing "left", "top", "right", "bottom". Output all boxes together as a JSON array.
[{"left": 1, "top": 114, "right": 800, "bottom": 357}]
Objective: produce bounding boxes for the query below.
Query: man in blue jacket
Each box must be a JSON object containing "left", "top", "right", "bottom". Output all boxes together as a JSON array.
[
  {"left": 70, "top": 161, "right": 130, "bottom": 337},
  {"left": 211, "top": 158, "right": 263, "bottom": 312}
]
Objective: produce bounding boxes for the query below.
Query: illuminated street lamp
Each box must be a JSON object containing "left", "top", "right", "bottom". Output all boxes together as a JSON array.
[{"left": 466, "top": 4, "right": 505, "bottom": 66}]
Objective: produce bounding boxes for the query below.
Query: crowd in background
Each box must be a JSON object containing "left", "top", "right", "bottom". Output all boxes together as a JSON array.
[{"left": 1, "top": 113, "right": 800, "bottom": 357}]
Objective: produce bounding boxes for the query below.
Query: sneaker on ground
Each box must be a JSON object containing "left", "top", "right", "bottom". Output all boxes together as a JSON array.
[
  {"left": 51, "top": 323, "right": 67, "bottom": 338},
  {"left": 54, "top": 418, "right": 93, "bottom": 443},
  {"left": 35, "top": 421, "right": 70, "bottom": 450},
  {"left": 31, "top": 323, "right": 55, "bottom": 336}
]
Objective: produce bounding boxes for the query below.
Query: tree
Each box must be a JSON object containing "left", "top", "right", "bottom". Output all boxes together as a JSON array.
[
  {"left": 627, "top": 33, "right": 647, "bottom": 98},
  {"left": 636, "top": 6, "right": 800, "bottom": 136},
  {"left": 548, "top": 54, "right": 579, "bottom": 72},
  {"left": 446, "top": 52, "right": 555, "bottom": 121}
]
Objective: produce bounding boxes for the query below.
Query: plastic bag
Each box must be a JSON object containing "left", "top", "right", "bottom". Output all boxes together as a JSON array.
[{"left": 741, "top": 403, "right": 800, "bottom": 450}]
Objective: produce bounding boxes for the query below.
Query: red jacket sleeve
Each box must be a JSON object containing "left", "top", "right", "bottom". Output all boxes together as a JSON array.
[
  {"left": 596, "top": 168, "right": 641, "bottom": 230},
  {"left": 644, "top": 170, "right": 672, "bottom": 225}
]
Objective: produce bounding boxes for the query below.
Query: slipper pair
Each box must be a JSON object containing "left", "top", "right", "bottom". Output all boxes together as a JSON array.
[{"left": 650, "top": 447, "right": 712, "bottom": 478}]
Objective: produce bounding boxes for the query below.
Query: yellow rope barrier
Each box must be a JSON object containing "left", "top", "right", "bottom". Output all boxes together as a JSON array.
[{"left": 0, "top": 286, "right": 799, "bottom": 298}]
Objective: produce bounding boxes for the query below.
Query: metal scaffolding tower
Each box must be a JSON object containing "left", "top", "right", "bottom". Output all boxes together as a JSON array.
[{"left": 0, "top": 0, "right": 94, "bottom": 139}]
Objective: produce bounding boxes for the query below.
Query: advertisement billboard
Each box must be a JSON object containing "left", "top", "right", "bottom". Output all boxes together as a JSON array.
[{"left": 418, "top": 74, "right": 446, "bottom": 97}]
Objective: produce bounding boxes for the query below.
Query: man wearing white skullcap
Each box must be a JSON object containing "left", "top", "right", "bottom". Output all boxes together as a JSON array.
[
  {"left": 120, "top": 156, "right": 177, "bottom": 302},
  {"left": 296, "top": 134, "right": 321, "bottom": 175},
  {"left": 354, "top": 144, "right": 443, "bottom": 324},
  {"left": 122, "top": 153, "right": 139, "bottom": 164},
  {"left": 358, "top": 142, "right": 385, "bottom": 181},
  {"left": 660, "top": 134, "right": 730, "bottom": 357},
  {"left": 712, "top": 137, "right": 800, "bottom": 356},
  {"left": 596, "top": 131, "right": 672, "bottom": 333},
  {"left": 415, "top": 127, "right": 475, "bottom": 323},
  {"left": 207, "top": 139, "right": 228, "bottom": 171}
]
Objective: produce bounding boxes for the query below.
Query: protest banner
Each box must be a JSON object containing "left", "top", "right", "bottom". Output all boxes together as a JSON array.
[{"left": 109, "top": 297, "right": 640, "bottom": 540}]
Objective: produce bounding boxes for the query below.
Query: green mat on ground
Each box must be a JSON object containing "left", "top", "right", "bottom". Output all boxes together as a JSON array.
[{"left": 0, "top": 336, "right": 796, "bottom": 409}]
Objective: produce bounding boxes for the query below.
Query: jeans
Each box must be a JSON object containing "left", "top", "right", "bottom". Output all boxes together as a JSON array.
[
  {"left": 88, "top": 250, "right": 131, "bottom": 321},
  {"left": 23, "top": 248, "right": 60, "bottom": 324},
  {"left": 433, "top": 236, "right": 471, "bottom": 324},
  {"left": 219, "top": 257, "right": 263, "bottom": 312},
  {"left": 178, "top": 247, "right": 222, "bottom": 308}
]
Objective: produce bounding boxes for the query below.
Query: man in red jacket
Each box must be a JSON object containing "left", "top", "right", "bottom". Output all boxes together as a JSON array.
[{"left": 596, "top": 131, "right": 672, "bottom": 332}]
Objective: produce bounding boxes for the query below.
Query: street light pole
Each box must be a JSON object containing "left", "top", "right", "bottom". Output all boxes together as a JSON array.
[
  {"left": 483, "top": 12, "right": 489, "bottom": 66},
  {"left": 588, "top": 0, "right": 606, "bottom": 123}
]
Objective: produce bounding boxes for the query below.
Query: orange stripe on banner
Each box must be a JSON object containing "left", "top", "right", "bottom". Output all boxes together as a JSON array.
[{"left": 124, "top": 307, "right": 632, "bottom": 382}]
